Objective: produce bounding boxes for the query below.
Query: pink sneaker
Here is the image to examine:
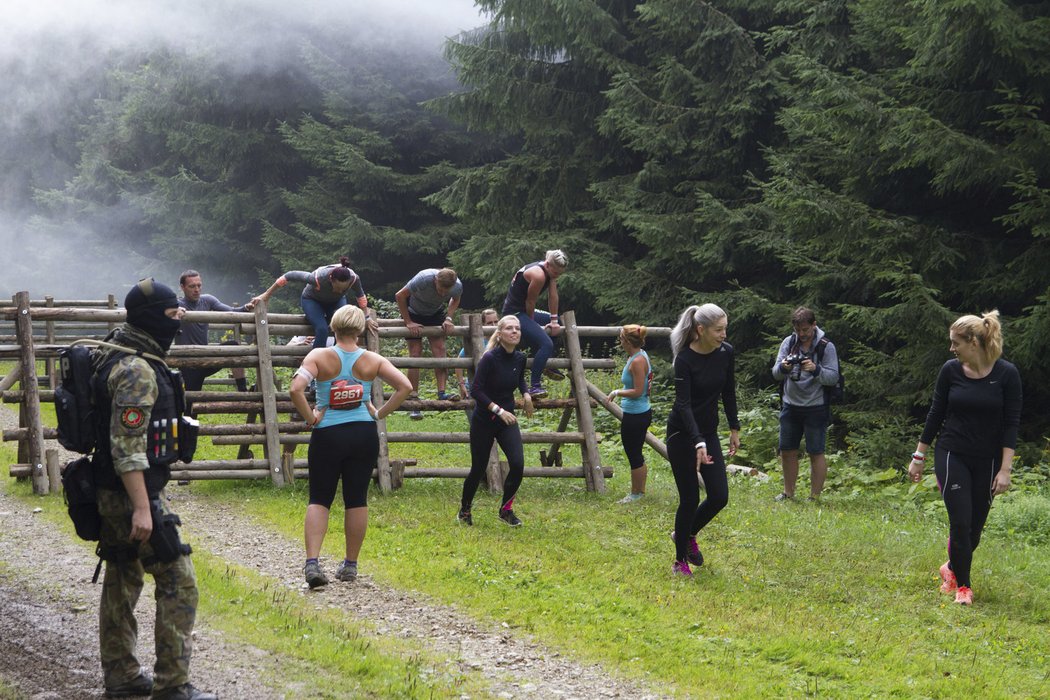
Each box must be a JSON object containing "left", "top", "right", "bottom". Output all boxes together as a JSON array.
[
  {"left": 670, "top": 531, "right": 704, "bottom": 567},
  {"left": 939, "top": 561, "right": 957, "bottom": 594},
  {"left": 954, "top": 586, "right": 973, "bottom": 605},
  {"left": 672, "top": 560, "right": 693, "bottom": 577}
]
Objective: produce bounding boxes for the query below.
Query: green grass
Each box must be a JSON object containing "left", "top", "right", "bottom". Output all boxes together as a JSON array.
[{"left": 7, "top": 371, "right": 1050, "bottom": 698}]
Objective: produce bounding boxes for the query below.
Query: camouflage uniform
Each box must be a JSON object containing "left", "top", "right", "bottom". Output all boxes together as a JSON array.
[{"left": 96, "top": 324, "right": 198, "bottom": 693}]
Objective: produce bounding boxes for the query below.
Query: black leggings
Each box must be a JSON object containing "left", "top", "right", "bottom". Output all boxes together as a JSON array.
[
  {"left": 461, "top": 413, "right": 524, "bottom": 511},
  {"left": 934, "top": 448, "right": 998, "bottom": 588},
  {"left": 667, "top": 431, "right": 729, "bottom": 562},
  {"left": 307, "top": 421, "right": 378, "bottom": 509},
  {"left": 620, "top": 410, "right": 652, "bottom": 469}
]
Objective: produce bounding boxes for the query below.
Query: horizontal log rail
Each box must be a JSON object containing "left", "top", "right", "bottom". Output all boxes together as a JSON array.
[{"left": 210, "top": 430, "right": 597, "bottom": 446}]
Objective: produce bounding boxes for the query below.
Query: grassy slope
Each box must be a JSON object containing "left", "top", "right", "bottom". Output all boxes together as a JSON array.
[{"left": 193, "top": 407, "right": 1049, "bottom": 699}]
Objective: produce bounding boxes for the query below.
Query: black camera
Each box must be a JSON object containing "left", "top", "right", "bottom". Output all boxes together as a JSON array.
[{"left": 783, "top": 353, "right": 805, "bottom": 366}]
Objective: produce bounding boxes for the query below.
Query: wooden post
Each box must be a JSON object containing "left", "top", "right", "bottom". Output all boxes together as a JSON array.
[
  {"left": 366, "top": 322, "right": 393, "bottom": 492},
  {"left": 563, "top": 310, "right": 604, "bottom": 493},
  {"left": 45, "top": 296, "right": 56, "bottom": 389},
  {"left": 14, "top": 292, "right": 49, "bottom": 494},
  {"left": 45, "top": 448, "right": 61, "bottom": 492},
  {"left": 543, "top": 407, "right": 574, "bottom": 466},
  {"left": 252, "top": 300, "right": 285, "bottom": 486},
  {"left": 106, "top": 294, "right": 117, "bottom": 332}
]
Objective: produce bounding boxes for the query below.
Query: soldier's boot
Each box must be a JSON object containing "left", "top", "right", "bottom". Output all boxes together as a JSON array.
[
  {"left": 105, "top": 670, "right": 153, "bottom": 697},
  {"left": 151, "top": 683, "right": 217, "bottom": 700}
]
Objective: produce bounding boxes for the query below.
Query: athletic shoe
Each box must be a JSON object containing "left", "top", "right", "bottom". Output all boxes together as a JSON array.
[
  {"left": 672, "top": 560, "right": 693, "bottom": 577},
  {"left": 457, "top": 509, "right": 473, "bottom": 526},
  {"left": 304, "top": 561, "right": 328, "bottom": 589},
  {"left": 499, "top": 508, "right": 523, "bottom": 527},
  {"left": 105, "top": 671, "right": 153, "bottom": 697},
  {"left": 939, "top": 561, "right": 958, "bottom": 594},
  {"left": 617, "top": 493, "right": 643, "bottom": 504},
  {"left": 774, "top": 492, "right": 793, "bottom": 502},
  {"left": 543, "top": 367, "right": 566, "bottom": 381},
  {"left": 336, "top": 560, "right": 358, "bottom": 582},
  {"left": 954, "top": 586, "right": 973, "bottom": 605},
  {"left": 670, "top": 530, "right": 703, "bottom": 567},
  {"left": 527, "top": 386, "right": 548, "bottom": 399},
  {"left": 410, "top": 410, "right": 424, "bottom": 420},
  {"left": 436, "top": 390, "right": 453, "bottom": 401}
]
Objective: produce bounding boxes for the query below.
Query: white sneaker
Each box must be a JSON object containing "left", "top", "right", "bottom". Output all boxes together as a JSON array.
[{"left": 617, "top": 493, "right": 643, "bottom": 504}]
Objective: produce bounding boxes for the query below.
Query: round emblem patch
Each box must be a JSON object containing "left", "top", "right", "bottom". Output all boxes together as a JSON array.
[{"left": 120, "top": 407, "right": 146, "bottom": 429}]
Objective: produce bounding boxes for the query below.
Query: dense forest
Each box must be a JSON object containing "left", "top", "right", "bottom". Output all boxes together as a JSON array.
[{"left": 3, "top": 1, "right": 1048, "bottom": 459}]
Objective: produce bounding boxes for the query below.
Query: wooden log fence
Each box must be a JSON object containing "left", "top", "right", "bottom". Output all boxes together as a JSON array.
[{"left": 1, "top": 293, "right": 670, "bottom": 495}]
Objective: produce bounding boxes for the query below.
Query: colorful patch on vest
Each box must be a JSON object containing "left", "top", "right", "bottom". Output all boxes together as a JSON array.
[{"left": 120, "top": 407, "right": 146, "bottom": 429}]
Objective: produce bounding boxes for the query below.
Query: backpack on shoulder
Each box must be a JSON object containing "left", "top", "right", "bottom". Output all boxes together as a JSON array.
[{"left": 55, "top": 344, "right": 99, "bottom": 454}]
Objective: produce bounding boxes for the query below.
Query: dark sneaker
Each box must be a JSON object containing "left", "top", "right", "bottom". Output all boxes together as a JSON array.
[
  {"left": 304, "top": 560, "right": 328, "bottom": 588},
  {"left": 436, "top": 390, "right": 453, "bottom": 401},
  {"left": 105, "top": 671, "right": 153, "bottom": 698},
  {"left": 151, "top": 684, "right": 217, "bottom": 700},
  {"left": 774, "top": 492, "right": 793, "bottom": 502},
  {"left": 336, "top": 560, "right": 358, "bottom": 582},
  {"left": 527, "top": 386, "right": 547, "bottom": 399},
  {"left": 457, "top": 509, "right": 473, "bottom": 526},
  {"left": 543, "top": 367, "right": 566, "bottom": 381},
  {"left": 409, "top": 410, "right": 424, "bottom": 420},
  {"left": 498, "top": 508, "right": 523, "bottom": 527}
]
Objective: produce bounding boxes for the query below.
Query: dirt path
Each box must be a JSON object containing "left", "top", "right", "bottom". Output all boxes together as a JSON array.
[{"left": 0, "top": 407, "right": 665, "bottom": 699}]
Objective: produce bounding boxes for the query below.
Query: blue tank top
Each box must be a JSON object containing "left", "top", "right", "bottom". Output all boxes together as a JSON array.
[
  {"left": 316, "top": 347, "right": 374, "bottom": 428},
  {"left": 620, "top": 350, "right": 652, "bottom": 414}
]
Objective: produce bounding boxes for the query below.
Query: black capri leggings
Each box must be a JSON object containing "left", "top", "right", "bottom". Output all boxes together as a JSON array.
[
  {"left": 307, "top": 421, "right": 379, "bottom": 509},
  {"left": 461, "top": 413, "right": 525, "bottom": 511},
  {"left": 620, "top": 409, "right": 652, "bottom": 470},
  {"left": 666, "top": 430, "right": 729, "bottom": 562}
]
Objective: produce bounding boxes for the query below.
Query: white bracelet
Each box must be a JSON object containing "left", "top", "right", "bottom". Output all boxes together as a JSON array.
[
  {"left": 695, "top": 441, "right": 707, "bottom": 450},
  {"left": 491, "top": 404, "right": 503, "bottom": 415}
]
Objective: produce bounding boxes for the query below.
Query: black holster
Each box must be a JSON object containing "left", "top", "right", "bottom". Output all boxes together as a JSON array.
[{"left": 141, "top": 498, "right": 192, "bottom": 566}]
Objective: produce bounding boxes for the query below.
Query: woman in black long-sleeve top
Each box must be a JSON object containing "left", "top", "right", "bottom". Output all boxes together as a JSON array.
[
  {"left": 908, "top": 310, "right": 1022, "bottom": 605},
  {"left": 459, "top": 315, "right": 535, "bottom": 527},
  {"left": 666, "top": 304, "right": 741, "bottom": 576}
]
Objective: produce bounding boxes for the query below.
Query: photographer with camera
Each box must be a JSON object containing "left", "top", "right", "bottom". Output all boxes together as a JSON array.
[{"left": 771, "top": 307, "right": 840, "bottom": 502}]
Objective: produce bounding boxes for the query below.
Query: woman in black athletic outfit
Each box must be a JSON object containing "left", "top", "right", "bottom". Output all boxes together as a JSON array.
[
  {"left": 666, "top": 304, "right": 740, "bottom": 576},
  {"left": 459, "top": 315, "right": 535, "bottom": 527},
  {"left": 908, "top": 310, "right": 1022, "bottom": 605}
]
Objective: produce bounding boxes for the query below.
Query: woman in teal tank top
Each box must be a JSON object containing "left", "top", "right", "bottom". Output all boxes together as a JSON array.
[
  {"left": 290, "top": 305, "right": 412, "bottom": 588},
  {"left": 606, "top": 325, "right": 653, "bottom": 503}
]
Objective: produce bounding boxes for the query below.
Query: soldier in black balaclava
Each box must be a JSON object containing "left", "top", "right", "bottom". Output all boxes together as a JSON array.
[{"left": 91, "top": 278, "right": 216, "bottom": 700}]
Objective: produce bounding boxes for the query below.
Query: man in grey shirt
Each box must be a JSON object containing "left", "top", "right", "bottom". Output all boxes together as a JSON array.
[
  {"left": 771, "top": 307, "right": 840, "bottom": 501},
  {"left": 176, "top": 270, "right": 253, "bottom": 393},
  {"left": 395, "top": 268, "right": 463, "bottom": 419}
]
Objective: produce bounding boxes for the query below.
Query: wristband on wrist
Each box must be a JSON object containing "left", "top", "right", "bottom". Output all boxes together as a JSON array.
[
  {"left": 490, "top": 404, "right": 502, "bottom": 415},
  {"left": 695, "top": 441, "right": 707, "bottom": 450},
  {"left": 911, "top": 453, "right": 925, "bottom": 462}
]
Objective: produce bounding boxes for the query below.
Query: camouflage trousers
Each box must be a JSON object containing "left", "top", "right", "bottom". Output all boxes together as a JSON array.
[{"left": 96, "top": 488, "right": 198, "bottom": 693}]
